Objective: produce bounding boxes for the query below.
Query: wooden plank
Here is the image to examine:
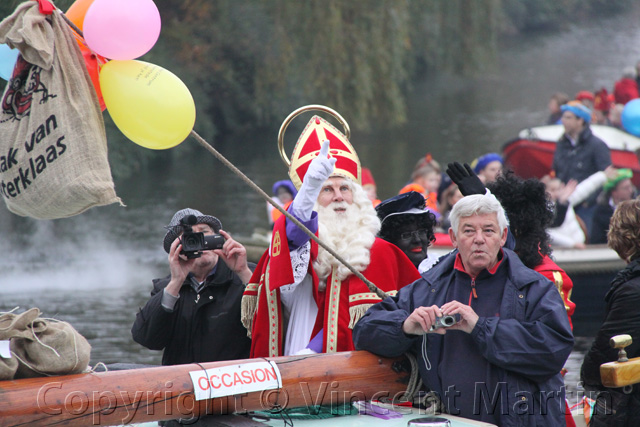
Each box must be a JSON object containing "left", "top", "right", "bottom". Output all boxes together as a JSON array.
[{"left": 0, "top": 351, "right": 409, "bottom": 426}]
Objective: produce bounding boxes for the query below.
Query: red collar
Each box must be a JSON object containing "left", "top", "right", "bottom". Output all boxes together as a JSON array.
[{"left": 454, "top": 248, "right": 504, "bottom": 278}]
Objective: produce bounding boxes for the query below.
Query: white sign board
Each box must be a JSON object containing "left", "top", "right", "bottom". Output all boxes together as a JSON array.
[{"left": 189, "top": 360, "right": 282, "bottom": 401}]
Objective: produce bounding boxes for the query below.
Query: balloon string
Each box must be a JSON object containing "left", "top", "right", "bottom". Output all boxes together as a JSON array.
[{"left": 189, "top": 129, "right": 388, "bottom": 300}]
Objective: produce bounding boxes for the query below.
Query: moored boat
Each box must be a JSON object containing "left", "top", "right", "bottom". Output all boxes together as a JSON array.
[{"left": 502, "top": 124, "right": 640, "bottom": 187}]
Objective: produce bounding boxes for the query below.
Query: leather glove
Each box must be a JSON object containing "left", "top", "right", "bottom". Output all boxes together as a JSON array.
[
  {"left": 446, "top": 162, "right": 486, "bottom": 196},
  {"left": 291, "top": 140, "right": 336, "bottom": 220}
]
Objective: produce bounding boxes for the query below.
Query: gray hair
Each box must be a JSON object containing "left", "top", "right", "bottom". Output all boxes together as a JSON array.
[{"left": 449, "top": 193, "right": 509, "bottom": 237}]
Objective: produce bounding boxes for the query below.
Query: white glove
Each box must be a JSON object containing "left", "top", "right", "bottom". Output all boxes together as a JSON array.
[{"left": 291, "top": 140, "right": 336, "bottom": 220}]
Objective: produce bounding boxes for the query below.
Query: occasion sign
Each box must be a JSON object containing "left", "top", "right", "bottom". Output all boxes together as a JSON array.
[{"left": 189, "top": 361, "right": 282, "bottom": 401}]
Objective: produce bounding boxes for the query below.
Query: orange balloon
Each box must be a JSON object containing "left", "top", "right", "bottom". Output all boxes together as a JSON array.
[
  {"left": 65, "top": 0, "right": 95, "bottom": 32},
  {"left": 80, "top": 43, "right": 106, "bottom": 111},
  {"left": 70, "top": 31, "right": 106, "bottom": 110}
]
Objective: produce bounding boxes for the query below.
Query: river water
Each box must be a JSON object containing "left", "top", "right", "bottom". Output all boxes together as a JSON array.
[{"left": 2, "top": 4, "right": 640, "bottom": 408}]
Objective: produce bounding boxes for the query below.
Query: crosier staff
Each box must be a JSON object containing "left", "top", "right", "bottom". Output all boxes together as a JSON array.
[{"left": 188, "top": 105, "right": 387, "bottom": 299}]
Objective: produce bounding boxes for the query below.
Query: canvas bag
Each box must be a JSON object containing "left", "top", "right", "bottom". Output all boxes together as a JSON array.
[
  {"left": 0, "top": 308, "right": 40, "bottom": 381},
  {"left": 0, "top": 351, "right": 18, "bottom": 380},
  {"left": 7, "top": 308, "right": 91, "bottom": 378},
  {"left": 0, "top": 1, "right": 122, "bottom": 219},
  {"left": 0, "top": 308, "right": 39, "bottom": 380}
]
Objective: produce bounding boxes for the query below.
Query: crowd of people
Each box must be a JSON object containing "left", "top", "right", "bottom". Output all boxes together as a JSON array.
[
  {"left": 129, "top": 77, "right": 640, "bottom": 425},
  {"left": 547, "top": 61, "right": 640, "bottom": 128}
]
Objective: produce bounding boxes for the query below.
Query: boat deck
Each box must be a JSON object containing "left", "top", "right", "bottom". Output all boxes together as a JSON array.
[
  {"left": 132, "top": 408, "right": 496, "bottom": 426},
  {"left": 258, "top": 408, "right": 496, "bottom": 426}
]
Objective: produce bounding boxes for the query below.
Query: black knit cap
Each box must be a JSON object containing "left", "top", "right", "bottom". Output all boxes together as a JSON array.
[{"left": 163, "top": 208, "right": 222, "bottom": 253}]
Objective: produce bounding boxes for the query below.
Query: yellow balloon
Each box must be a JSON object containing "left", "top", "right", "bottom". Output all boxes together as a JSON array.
[{"left": 99, "top": 60, "right": 196, "bottom": 149}]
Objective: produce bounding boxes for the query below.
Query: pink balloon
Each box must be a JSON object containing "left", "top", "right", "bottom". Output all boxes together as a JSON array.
[{"left": 83, "top": 0, "right": 161, "bottom": 60}]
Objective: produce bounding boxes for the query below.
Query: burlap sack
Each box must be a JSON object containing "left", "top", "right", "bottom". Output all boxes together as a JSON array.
[
  {"left": 12, "top": 316, "right": 91, "bottom": 378},
  {"left": 0, "top": 307, "right": 40, "bottom": 340},
  {"left": 0, "top": 2, "right": 122, "bottom": 219},
  {"left": 0, "top": 308, "right": 40, "bottom": 380},
  {"left": 0, "top": 354, "right": 18, "bottom": 380}
]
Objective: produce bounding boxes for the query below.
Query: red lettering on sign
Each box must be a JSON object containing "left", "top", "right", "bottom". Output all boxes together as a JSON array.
[
  {"left": 210, "top": 375, "right": 221, "bottom": 389},
  {"left": 265, "top": 367, "right": 277, "bottom": 381},
  {"left": 198, "top": 376, "right": 209, "bottom": 391},
  {"left": 241, "top": 370, "right": 253, "bottom": 384},
  {"left": 222, "top": 373, "right": 232, "bottom": 387},
  {"left": 233, "top": 372, "right": 243, "bottom": 386},
  {"left": 255, "top": 369, "right": 266, "bottom": 382}
]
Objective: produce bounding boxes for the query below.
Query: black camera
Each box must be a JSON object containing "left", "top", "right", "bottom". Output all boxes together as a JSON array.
[{"left": 179, "top": 215, "right": 225, "bottom": 259}]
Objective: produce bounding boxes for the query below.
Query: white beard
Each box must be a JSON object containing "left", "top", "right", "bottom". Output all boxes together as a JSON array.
[{"left": 313, "top": 197, "right": 380, "bottom": 290}]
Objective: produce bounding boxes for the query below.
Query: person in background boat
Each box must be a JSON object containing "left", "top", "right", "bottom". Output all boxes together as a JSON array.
[
  {"left": 376, "top": 191, "right": 439, "bottom": 273},
  {"left": 267, "top": 180, "right": 297, "bottom": 228},
  {"left": 544, "top": 176, "right": 586, "bottom": 248},
  {"left": 608, "top": 103, "right": 625, "bottom": 129},
  {"left": 436, "top": 181, "right": 463, "bottom": 232},
  {"left": 576, "top": 90, "right": 595, "bottom": 111},
  {"left": 581, "top": 199, "right": 640, "bottom": 426},
  {"left": 589, "top": 168, "right": 635, "bottom": 245},
  {"left": 469, "top": 152, "right": 503, "bottom": 184},
  {"left": 399, "top": 153, "right": 441, "bottom": 215},
  {"left": 241, "top": 140, "right": 420, "bottom": 358},
  {"left": 613, "top": 66, "right": 639, "bottom": 106},
  {"left": 361, "top": 167, "right": 381, "bottom": 207},
  {"left": 543, "top": 166, "right": 619, "bottom": 247},
  {"left": 593, "top": 88, "right": 612, "bottom": 126},
  {"left": 131, "top": 208, "right": 254, "bottom": 366},
  {"left": 353, "top": 192, "right": 574, "bottom": 426},
  {"left": 436, "top": 172, "right": 453, "bottom": 211},
  {"left": 547, "top": 91, "right": 570, "bottom": 125},
  {"left": 552, "top": 100, "right": 612, "bottom": 233}
]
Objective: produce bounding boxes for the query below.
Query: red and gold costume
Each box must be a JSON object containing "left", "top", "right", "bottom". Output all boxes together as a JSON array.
[
  {"left": 534, "top": 255, "right": 576, "bottom": 329},
  {"left": 241, "top": 112, "right": 419, "bottom": 357},
  {"left": 242, "top": 217, "right": 420, "bottom": 357}
]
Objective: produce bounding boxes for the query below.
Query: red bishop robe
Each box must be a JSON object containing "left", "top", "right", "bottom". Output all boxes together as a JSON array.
[
  {"left": 534, "top": 255, "right": 576, "bottom": 330},
  {"left": 241, "top": 216, "right": 420, "bottom": 358}
]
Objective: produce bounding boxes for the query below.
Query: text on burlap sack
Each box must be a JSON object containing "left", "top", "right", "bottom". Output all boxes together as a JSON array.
[{"left": 0, "top": 114, "right": 67, "bottom": 199}]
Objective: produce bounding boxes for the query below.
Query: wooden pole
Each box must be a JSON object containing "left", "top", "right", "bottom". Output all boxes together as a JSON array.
[
  {"left": 0, "top": 351, "right": 409, "bottom": 426},
  {"left": 189, "top": 129, "right": 389, "bottom": 300}
]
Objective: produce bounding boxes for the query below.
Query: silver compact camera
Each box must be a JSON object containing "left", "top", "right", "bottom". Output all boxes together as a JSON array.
[{"left": 429, "top": 315, "right": 457, "bottom": 332}]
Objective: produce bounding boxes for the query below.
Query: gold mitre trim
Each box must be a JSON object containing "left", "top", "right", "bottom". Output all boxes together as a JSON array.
[{"left": 288, "top": 115, "right": 361, "bottom": 190}]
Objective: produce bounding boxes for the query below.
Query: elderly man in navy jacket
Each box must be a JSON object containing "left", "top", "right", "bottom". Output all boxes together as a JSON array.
[{"left": 353, "top": 193, "right": 573, "bottom": 426}]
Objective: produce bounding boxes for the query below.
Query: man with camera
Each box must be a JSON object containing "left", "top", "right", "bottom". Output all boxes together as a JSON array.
[
  {"left": 352, "top": 193, "right": 574, "bottom": 425},
  {"left": 132, "top": 208, "right": 254, "bottom": 366}
]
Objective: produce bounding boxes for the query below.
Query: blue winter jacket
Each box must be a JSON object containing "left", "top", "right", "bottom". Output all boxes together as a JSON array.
[{"left": 353, "top": 248, "right": 574, "bottom": 426}]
